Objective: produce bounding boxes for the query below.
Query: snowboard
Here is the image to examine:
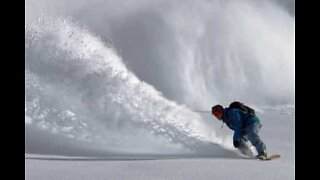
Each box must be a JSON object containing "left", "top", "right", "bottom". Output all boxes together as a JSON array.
[{"left": 259, "top": 154, "right": 281, "bottom": 161}]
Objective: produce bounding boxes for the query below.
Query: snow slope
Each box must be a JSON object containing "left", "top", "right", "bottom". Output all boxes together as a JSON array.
[
  {"left": 25, "top": 0, "right": 294, "bottom": 179},
  {"left": 25, "top": 106, "right": 294, "bottom": 180}
]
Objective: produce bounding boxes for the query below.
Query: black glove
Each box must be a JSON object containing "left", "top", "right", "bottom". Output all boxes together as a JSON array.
[{"left": 233, "top": 139, "right": 240, "bottom": 148}]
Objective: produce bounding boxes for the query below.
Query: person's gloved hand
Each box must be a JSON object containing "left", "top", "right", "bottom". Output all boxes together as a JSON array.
[{"left": 233, "top": 139, "right": 240, "bottom": 148}]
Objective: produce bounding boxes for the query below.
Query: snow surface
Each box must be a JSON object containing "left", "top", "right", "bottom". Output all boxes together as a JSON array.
[
  {"left": 25, "top": 107, "right": 294, "bottom": 180},
  {"left": 25, "top": 0, "right": 294, "bottom": 179}
]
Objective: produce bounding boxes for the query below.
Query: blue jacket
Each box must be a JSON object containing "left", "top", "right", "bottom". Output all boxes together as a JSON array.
[{"left": 222, "top": 108, "right": 260, "bottom": 141}]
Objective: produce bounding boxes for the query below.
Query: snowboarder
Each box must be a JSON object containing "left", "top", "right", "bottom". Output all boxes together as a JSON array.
[{"left": 211, "top": 104, "right": 268, "bottom": 160}]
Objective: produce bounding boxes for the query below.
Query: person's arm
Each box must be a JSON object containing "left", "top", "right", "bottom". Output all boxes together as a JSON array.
[{"left": 231, "top": 109, "right": 242, "bottom": 147}]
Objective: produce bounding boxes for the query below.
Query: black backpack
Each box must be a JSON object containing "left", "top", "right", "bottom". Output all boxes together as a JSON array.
[{"left": 228, "top": 101, "right": 255, "bottom": 115}]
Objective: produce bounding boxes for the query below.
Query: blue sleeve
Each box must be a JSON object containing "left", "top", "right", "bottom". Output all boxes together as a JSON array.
[{"left": 231, "top": 109, "right": 242, "bottom": 141}]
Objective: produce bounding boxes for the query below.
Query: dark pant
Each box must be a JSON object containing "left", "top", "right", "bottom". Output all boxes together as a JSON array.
[{"left": 241, "top": 122, "right": 267, "bottom": 155}]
